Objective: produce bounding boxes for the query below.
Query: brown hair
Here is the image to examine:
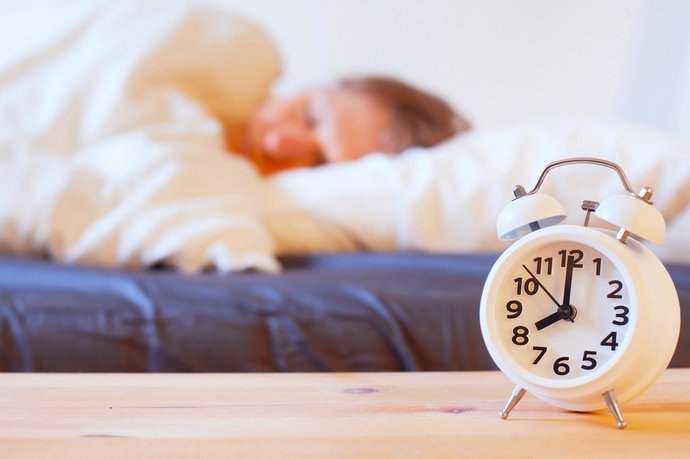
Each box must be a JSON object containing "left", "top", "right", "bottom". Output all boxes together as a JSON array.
[{"left": 337, "top": 76, "right": 471, "bottom": 150}]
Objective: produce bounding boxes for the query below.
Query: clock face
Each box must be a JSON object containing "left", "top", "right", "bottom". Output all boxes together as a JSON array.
[{"left": 494, "top": 241, "right": 635, "bottom": 381}]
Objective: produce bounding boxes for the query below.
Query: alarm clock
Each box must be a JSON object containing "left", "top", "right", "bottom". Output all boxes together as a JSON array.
[{"left": 479, "top": 157, "right": 680, "bottom": 429}]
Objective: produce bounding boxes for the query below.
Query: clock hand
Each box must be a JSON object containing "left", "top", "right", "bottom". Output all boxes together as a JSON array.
[
  {"left": 535, "top": 306, "right": 578, "bottom": 330},
  {"left": 524, "top": 263, "right": 575, "bottom": 326},
  {"left": 535, "top": 311, "right": 562, "bottom": 331},
  {"left": 560, "top": 256, "right": 576, "bottom": 322},
  {"left": 522, "top": 264, "right": 561, "bottom": 308}
]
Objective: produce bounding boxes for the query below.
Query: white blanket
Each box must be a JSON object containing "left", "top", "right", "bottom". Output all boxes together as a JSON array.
[
  {"left": 0, "top": 1, "right": 281, "bottom": 272},
  {"left": 266, "top": 118, "right": 690, "bottom": 263},
  {"left": 2, "top": 2, "right": 690, "bottom": 273}
]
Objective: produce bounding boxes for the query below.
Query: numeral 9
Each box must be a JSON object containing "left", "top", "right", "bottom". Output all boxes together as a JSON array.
[{"left": 506, "top": 300, "right": 522, "bottom": 319}]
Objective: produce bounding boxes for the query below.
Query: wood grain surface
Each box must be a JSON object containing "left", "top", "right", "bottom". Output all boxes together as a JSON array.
[{"left": 2, "top": 369, "right": 689, "bottom": 458}]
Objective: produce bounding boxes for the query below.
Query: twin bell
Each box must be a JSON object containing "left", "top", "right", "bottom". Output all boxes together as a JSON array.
[{"left": 496, "top": 157, "right": 665, "bottom": 245}]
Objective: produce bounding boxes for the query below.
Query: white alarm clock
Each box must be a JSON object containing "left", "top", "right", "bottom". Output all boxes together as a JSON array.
[{"left": 480, "top": 157, "right": 680, "bottom": 429}]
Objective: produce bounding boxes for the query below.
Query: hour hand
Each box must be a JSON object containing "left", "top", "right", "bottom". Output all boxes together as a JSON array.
[
  {"left": 535, "top": 307, "right": 575, "bottom": 330},
  {"left": 535, "top": 311, "right": 562, "bottom": 331}
]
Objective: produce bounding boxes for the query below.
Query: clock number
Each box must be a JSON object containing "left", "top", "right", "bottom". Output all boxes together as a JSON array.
[
  {"left": 532, "top": 346, "right": 547, "bottom": 364},
  {"left": 514, "top": 277, "right": 538, "bottom": 296},
  {"left": 593, "top": 258, "right": 602, "bottom": 276},
  {"left": 607, "top": 280, "right": 623, "bottom": 299},
  {"left": 581, "top": 350, "right": 597, "bottom": 370},
  {"left": 558, "top": 249, "right": 583, "bottom": 268},
  {"left": 505, "top": 300, "right": 523, "bottom": 319},
  {"left": 553, "top": 356, "right": 570, "bottom": 375},
  {"left": 600, "top": 331, "right": 619, "bottom": 351},
  {"left": 612, "top": 305, "right": 629, "bottom": 325},
  {"left": 533, "top": 257, "right": 553, "bottom": 275},
  {"left": 570, "top": 250, "right": 584, "bottom": 268},
  {"left": 511, "top": 326, "right": 529, "bottom": 346}
]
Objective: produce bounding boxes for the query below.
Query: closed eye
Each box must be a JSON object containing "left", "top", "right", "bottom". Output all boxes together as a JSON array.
[{"left": 303, "top": 102, "right": 317, "bottom": 129}]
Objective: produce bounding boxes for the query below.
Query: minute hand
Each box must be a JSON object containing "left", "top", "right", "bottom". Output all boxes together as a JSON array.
[{"left": 561, "top": 256, "right": 574, "bottom": 310}]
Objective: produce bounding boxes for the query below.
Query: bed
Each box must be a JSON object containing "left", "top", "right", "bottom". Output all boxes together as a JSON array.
[
  {"left": 1, "top": 252, "right": 688, "bottom": 372},
  {"left": 1, "top": 4, "right": 689, "bottom": 374}
]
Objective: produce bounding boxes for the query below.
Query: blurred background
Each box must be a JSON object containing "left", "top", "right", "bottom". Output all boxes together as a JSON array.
[
  {"left": 205, "top": 0, "right": 690, "bottom": 139},
  {"left": 2, "top": 0, "right": 690, "bottom": 376}
]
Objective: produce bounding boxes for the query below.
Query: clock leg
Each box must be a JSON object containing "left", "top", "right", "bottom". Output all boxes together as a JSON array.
[
  {"left": 500, "top": 385, "right": 526, "bottom": 420},
  {"left": 602, "top": 389, "right": 627, "bottom": 429}
]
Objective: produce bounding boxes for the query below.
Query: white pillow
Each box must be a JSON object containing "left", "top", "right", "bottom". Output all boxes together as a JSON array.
[{"left": 266, "top": 117, "right": 690, "bottom": 261}]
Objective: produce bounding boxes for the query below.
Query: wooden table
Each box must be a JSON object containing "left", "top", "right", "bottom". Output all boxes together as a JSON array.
[{"left": 2, "top": 370, "right": 689, "bottom": 458}]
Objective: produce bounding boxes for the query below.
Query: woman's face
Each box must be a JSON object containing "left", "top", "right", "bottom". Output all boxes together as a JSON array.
[{"left": 239, "top": 88, "right": 397, "bottom": 175}]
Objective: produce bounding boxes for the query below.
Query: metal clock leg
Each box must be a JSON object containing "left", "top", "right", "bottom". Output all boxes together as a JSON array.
[
  {"left": 500, "top": 385, "right": 526, "bottom": 420},
  {"left": 602, "top": 389, "right": 627, "bottom": 429}
]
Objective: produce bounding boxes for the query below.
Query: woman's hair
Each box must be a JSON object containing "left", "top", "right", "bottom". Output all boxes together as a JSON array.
[{"left": 337, "top": 76, "right": 471, "bottom": 149}]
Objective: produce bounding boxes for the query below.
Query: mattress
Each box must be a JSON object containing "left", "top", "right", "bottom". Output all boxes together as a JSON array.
[{"left": 0, "top": 253, "right": 687, "bottom": 372}]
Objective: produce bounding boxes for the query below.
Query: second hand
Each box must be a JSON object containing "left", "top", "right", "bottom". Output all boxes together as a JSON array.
[{"left": 522, "top": 264, "right": 561, "bottom": 307}]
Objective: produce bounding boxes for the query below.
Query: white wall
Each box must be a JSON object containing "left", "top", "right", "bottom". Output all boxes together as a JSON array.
[
  {"left": 620, "top": 0, "right": 690, "bottom": 139},
  {"left": 206, "top": 0, "right": 690, "bottom": 139}
]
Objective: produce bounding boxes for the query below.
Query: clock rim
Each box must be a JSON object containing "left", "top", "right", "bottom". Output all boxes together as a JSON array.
[{"left": 480, "top": 225, "right": 640, "bottom": 390}]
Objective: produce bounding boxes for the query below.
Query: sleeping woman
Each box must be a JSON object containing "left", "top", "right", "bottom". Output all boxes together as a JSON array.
[
  {"left": 0, "top": 2, "right": 472, "bottom": 273},
  {"left": 236, "top": 76, "right": 472, "bottom": 175}
]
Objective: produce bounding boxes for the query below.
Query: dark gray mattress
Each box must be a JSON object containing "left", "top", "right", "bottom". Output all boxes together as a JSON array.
[{"left": 0, "top": 253, "right": 687, "bottom": 372}]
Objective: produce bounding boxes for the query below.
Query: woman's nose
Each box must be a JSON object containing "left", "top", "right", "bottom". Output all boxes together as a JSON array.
[{"left": 262, "top": 126, "right": 318, "bottom": 159}]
